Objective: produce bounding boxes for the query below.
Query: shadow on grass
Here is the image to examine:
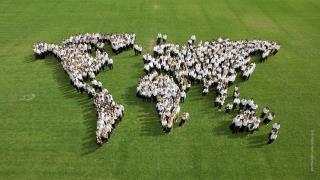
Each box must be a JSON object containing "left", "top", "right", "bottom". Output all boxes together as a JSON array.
[
  {"left": 213, "top": 119, "right": 247, "bottom": 139},
  {"left": 247, "top": 134, "right": 268, "bottom": 148},
  {"left": 25, "top": 54, "right": 38, "bottom": 63},
  {"left": 28, "top": 54, "right": 100, "bottom": 155},
  {"left": 122, "top": 85, "right": 163, "bottom": 136},
  {"left": 26, "top": 43, "right": 141, "bottom": 155},
  {"left": 25, "top": 49, "right": 271, "bottom": 153},
  {"left": 213, "top": 117, "right": 268, "bottom": 148}
]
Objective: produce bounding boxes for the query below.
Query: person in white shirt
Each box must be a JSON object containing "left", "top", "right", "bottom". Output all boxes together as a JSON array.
[
  {"left": 134, "top": 44, "right": 138, "bottom": 55},
  {"left": 251, "top": 103, "right": 258, "bottom": 112},
  {"left": 190, "top": 35, "right": 196, "bottom": 44},
  {"left": 233, "top": 97, "right": 240, "bottom": 110},
  {"left": 268, "top": 129, "right": 278, "bottom": 144},
  {"left": 97, "top": 42, "right": 104, "bottom": 50},
  {"left": 163, "top": 34, "right": 167, "bottom": 43},
  {"left": 261, "top": 106, "right": 269, "bottom": 118},
  {"left": 230, "top": 116, "right": 237, "bottom": 132},
  {"left": 157, "top": 33, "right": 162, "bottom": 45},
  {"left": 108, "top": 58, "right": 113, "bottom": 69},
  {"left": 240, "top": 98, "right": 247, "bottom": 110},
  {"left": 166, "top": 117, "right": 174, "bottom": 133},
  {"left": 180, "top": 91, "right": 186, "bottom": 102},
  {"left": 179, "top": 112, "right": 189, "bottom": 126},
  {"left": 202, "top": 88, "right": 209, "bottom": 95},
  {"left": 215, "top": 96, "right": 223, "bottom": 110},
  {"left": 263, "top": 112, "right": 275, "bottom": 125},
  {"left": 134, "top": 44, "right": 142, "bottom": 55},
  {"left": 233, "top": 85, "right": 240, "bottom": 99},
  {"left": 137, "top": 46, "right": 142, "bottom": 55},
  {"left": 234, "top": 118, "right": 243, "bottom": 133},
  {"left": 247, "top": 98, "right": 254, "bottom": 110},
  {"left": 272, "top": 122, "right": 280, "bottom": 131},
  {"left": 225, "top": 103, "right": 233, "bottom": 113}
]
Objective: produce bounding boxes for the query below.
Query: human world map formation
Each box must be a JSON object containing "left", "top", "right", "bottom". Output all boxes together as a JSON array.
[{"left": 33, "top": 33, "right": 280, "bottom": 145}]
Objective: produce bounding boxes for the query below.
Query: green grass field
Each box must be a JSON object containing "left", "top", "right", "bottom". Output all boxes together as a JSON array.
[{"left": 0, "top": 0, "right": 319, "bottom": 179}]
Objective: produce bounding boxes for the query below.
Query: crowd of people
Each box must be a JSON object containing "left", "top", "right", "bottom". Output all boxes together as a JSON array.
[
  {"left": 62, "top": 33, "right": 136, "bottom": 54},
  {"left": 225, "top": 86, "right": 280, "bottom": 143},
  {"left": 227, "top": 86, "right": 261, "bottom": 133},
  {"left": 94, "top": 89, "right": 124, "bottom": 144},
  {"left": 140, "top": 34, "right": 280, "bottom": 142},
  {"left": 33, "top": 32, "right": 281, "bottom": 144},
  {"left": 106, "top": 33, "right": 136, "bottom": 54},
  {"left": 33, "top": 33, "right": 136, "bottom": 144},
  {"left": 143, "top": 35, "right": 280, "bottom": 109},
  {"left": 136, "top": 71, "right": 186, "bottom": 132}
]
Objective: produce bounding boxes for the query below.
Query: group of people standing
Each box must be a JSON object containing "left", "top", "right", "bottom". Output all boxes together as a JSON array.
[
  {"left": 139, "top": 33, "right": 281, "bottom": 143},
  {"left": 33, "top": 33, "right": 136, "bottom": 144},
  {"left": 33, "top": 32, "right": 281, "bottom": 144},
  {"left": 227, "top": 86, "right": 280, "bottom": 143},
  {"left": 143, "top": 35, "right": 280, "bottom": 110},
  {"left": 156, "top": 33, "right": 168, "bottom": 45},
  {"left": 94, "top": 89, "right": 124, "bottom": 144},
  {"left": 136, "top": 71, "right": 189, "bottom": 132},
  {"left": 133, "top": 44, "right": 143, "bottom": 55}
]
